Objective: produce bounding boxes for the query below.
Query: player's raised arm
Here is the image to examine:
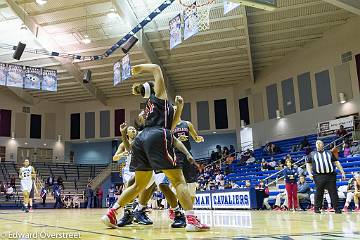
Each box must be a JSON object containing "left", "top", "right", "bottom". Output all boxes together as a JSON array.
[
  {"left": 131, "top": 64, "right": 167, "bottom": 100},
  {"left": 188, "top": 121, "right": 204, "bottom": 143},
  {"left": 171, "top": 96, "right": 184, "bottom": 131},
  {"left": 113, "top": 143, "right": 127, "bottom": 162},
  {"left": 120, "top": 122, "right": 131, "bottom": 152}
]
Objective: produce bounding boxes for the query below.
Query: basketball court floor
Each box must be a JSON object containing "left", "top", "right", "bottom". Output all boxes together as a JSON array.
[{"left": 0, "top": 209, "right": 359, "bottom": 239}]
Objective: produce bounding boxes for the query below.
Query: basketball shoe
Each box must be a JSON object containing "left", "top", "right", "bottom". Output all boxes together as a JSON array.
[{"left": 101, "top": 208, "right": 118, "bottom": 228}]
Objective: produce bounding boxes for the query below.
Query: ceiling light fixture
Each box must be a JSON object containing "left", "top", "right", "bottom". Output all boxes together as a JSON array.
[{"left": 35, "top": 0, "right": 48, "bottom": 5}]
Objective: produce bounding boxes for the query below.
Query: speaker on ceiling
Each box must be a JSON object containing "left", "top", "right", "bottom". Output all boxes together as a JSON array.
[
  {"left": 83, "top": 69, "right": 92, "bottom": 84},
  {"left": 13, "top": 42, "right": 26, "bottom": 60},
  {"left": 121, "top": 36, "right": 138, "bottom": 54}
]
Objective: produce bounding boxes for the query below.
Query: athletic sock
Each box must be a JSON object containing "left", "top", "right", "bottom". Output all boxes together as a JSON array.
[
  {"left": 136, "top": 203, "right": 146, "bottom": 211},
  {"left": 112, "top": 202, "right": 121, "bottom": 211},
  {"left": 125, "top": 203, "right": 133, "bottom": 211},
  {"left": 172, "top": 205, "right": 181, "bottom": 212}
]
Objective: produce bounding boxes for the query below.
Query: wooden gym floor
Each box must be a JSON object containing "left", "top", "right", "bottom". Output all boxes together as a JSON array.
[{"left": 0, "top": 209, "right": 359, "bottom": 239}]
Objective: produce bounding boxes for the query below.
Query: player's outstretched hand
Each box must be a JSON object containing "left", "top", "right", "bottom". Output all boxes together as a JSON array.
[
  {"left": 120, "top": 122, "right": 128, "bottom": 134},
  {"left": 175, "top": 96, "right": 183, "bottom": 106},
  {"left": 131, "top": 65, "right": 142, "bottom": 76}
]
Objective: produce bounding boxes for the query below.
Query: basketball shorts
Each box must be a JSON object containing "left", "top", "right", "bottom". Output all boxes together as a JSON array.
[
  {"left": 131, "top": 127, "right": 180, "bottom": 171},
  {"left": 176, "top": 151, "right": 198, "bottom": 183},
  {"left": 122, "top": 168, "right": 135, "bottom": 184},
  {"left": 21, "top": 179, "right": 33, "bottom": 193},
  {"left": 145, "top": 172, "right": 170, "bottom": 189}
]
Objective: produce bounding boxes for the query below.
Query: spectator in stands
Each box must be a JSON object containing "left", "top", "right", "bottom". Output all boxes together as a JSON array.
[
  {"left": 222, "top": 147, "right": 229, "bottom": 158},
  {"left": 273, "top": 191, "right": 288, "bottom": 211},
  {"left": 261, "top": 159, "right": 268, "bottom": 171},
  {"left": 229, "top": 145, "right": 235, "bottom": 155},
  {"left": 257, "top": 180, "right": 271, "bottom": 210},
  {"left": 310, "top": 186, "right": 348, "bottom": 212},
  {"left": 354, "top": 174, "right": 360, "bottom": 212},
  {"left": 267, "top": 158, "right": 276, "bottom": 170},
  {"left": 330, "top": 143, "right": 339, "bottom": 159},
  {"left": 215, "top": 172, "right": 224, "bottom": 184},
  {"left": 297, "top": 175, "right": 310, "bottom": 206},
  {"left": 85, "top": 184, "right": 94, "bottom": 208},
  {"left": 343, "top": 177, "right": 357, "bottom": 212},
  {"left": 244, "top": 180, "right": 251, "bottom": 188},
  {"left": 0, "top": 181, "right": 6, "bottom": 195},
  {"left": 350, "top": 141, "right": 360, "bottom": 157},
  {"left": 343, "top": 142, "right": 351, "bottom": 158},
  {"left": 210, "top": 151, "right": 217, "bottom": 162},
  {"left": 284, "top": 159, "right": 299, "bottom": 211},
  {"left": 53, "top": 184, "right": 62, "bottom": 209},
  {"left": 216, "top": 145, "right": 222, "bottom": 160},
  {"left": 47, "top": 175, "right": 54, "bottom": 187},
  {"left": 57, "top": 176, "right": 64, "bottom": 190},
  {"left": 5, "top": 184, "right": 14, "bottom": 201},
  {"left": 10, "top": 175, "right": 16, "bottom": 191},
  {"left": 292, "top": 137, "right": 310, "bottom": 152},
  {"left": 265, "top": 143, "right": 282, "bottom": 155},
  {"left": 293, "top": 164, "right": 305, "bottom": 177},
  {"left": 96, "top": 187, "right": 103, "bottom": 208},
  {"left": 74, "top": 178, "right": 78, "bottom": 191},
  {"left": 230, "top": 181, "right": 240, "bottom": 189},
  {"left": 336, "top": 125, "right": 348, "bottom": 138},
  {"left": 40, "top": 185, "right": 47, "bottom": 206},
  {"left": 108, "top": 185, "right": 116, "bottom": 208},
  {"left": 73, "top": 193, "right": 80, "bottom": 208}
]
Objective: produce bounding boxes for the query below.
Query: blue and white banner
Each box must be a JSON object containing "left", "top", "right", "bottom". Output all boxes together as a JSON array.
[
  {"left": 24, "top": 66, "right": 42, "bottom": 90},
  {"left": 224, "top": 1, "right": 240, "bottom": 15},
  {"left": 183, "top": 2, "right": 199, "bottom": 40},
  {"left": 113, "top": 61, "right": 121, "bottom": 86},
  {"left": 194, "top": 192, "right": 212, "bottom": 209},
  {"left": 169, "top": 14, "right": 182, "bottom": 49},
  {"left": 121, "top": 54, "right": 132, "bottom": 81},
  {"left": 212, "top": 191, "right": 251, "bottom": 209},
  {"left": 6, "top": 64, "right": 24, "bottom": 88},
  {"left": 0, "top": 63, "right": 7, "bottom": 86},
  {"left": 42, "top": 69, "right": 57, "bottom": 92}
]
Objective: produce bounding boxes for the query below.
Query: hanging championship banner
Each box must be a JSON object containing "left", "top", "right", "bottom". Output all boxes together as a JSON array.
[
  {"left": 121, "top": 54, "right": 132, "bottom": 81},
  {"left": 42, "top": 69, "right": 57, "bottom": 92},
  {"left": 0, "top": 63, "right": 7, "bottom": 86},
  {"left": 224, "top": 1, "right": 240, "bottom": 15},
  {"left": 6, "top": 64, "right": 24, "bottom": 88},
  {"left": 24, "top": 66, "right": 42, "bottom": 90},
  {"left": 113, "top": 61, "right": 121, "bottom": 86},
  {"left": 317, "top": 116, "right": 354, "bottom": 137},
  {"left": 184, "top": 2, "right": 199, "bottom": 40},
  {"left": 170, "top": 14, "right": 182, "bottom": 49}
]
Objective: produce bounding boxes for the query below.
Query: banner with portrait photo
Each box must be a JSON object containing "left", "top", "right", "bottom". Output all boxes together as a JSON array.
[
  {"left": 113, "top": 61, "right": 121, "bottom": 86},
  {"left": 6, "top": 64, "right": 24, "bottom": 88},
  {"left": 42, "top": 69, "right": 57, "bottom": 92},
  {"left": 0, "top": 63, "right": 7, "bottom": 86},
  {"left": 121, "top": 54, "right": 132, "bottom": 81},
  {"left": 224, "top": 1, "right": 240, "bottom": 15},
  {"left": 183, "top": 2, "right": 199, "bottom": 40},
  {"left": 169, "top": 14, "right": 182, "bottom": 49},
  {"left": 24, "top": 66, "right": 42, "bottom": 90}
]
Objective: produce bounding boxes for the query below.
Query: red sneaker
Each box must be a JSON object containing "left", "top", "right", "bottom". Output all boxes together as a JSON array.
[
  {"left": 272, "top": 207, "right": 280, "bottom": 211},
  {"left": 168, "top": 209, "right": 175, "bottom": 221},
  {"left": 327, "top": 208, "right": 335, "bottom": 212},
  {"left": 185, "top": 215, "right": 210, "bottom": 232},
  {"left": 354, "top": 207, "right": 360, "bottom": 212},
  {"left": 101, "top": 208, "right": 118, "bottom": 228},
  {"left": 28, "top": 207, "right": 34, "bottom": 213},
  {"left": 342, "top": 207, "right": 349, "bottom": 212},
  {"left": 308, "top": 206, "right": 314, "bottom": 212}
]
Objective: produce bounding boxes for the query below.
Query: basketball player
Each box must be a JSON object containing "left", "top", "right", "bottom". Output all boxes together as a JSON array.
[
  {"left": 19, "top": 159, "right": 36, "bottom": 213},
  {"left": 102, "top": 64, "right": 209, "bottom": 231},
  {"left": 172, "top": 111, "right": 204, "bottom": 211}
]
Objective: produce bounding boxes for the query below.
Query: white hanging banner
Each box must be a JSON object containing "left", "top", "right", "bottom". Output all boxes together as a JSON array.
[{"left": 224, "top": 1, "right": 240, "bottom": 15}]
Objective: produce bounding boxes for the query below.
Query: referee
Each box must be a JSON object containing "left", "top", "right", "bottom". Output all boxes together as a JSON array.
[{"left": 306, "top": 140, "right": 346, "bottom": 214}]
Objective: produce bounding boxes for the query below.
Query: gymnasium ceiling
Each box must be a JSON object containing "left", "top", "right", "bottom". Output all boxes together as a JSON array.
[{"left": 0, "top": 0, "right": 357, "bottom": 104}]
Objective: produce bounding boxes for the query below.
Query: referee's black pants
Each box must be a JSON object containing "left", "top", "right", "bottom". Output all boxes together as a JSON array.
[{"left": 313, "top": 173, "right": 339, "bottom": 210}]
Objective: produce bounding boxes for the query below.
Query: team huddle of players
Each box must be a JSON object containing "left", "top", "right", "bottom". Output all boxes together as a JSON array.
[{"left": 101, "top": 64, "right": 210, "bottom": 232}]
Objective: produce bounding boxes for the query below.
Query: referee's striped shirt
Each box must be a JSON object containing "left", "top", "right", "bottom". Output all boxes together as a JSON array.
[{"left": 307, "top": 150, "right": 337, "bottom": 174}]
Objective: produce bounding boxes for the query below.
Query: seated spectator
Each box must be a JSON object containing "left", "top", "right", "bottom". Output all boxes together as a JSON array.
[
  {"left": 336, "top": 125, "right": 348, "bottom": 138},
  {"left": 343, "top": 142, "right": 351, "bottom": 158},
  {"left": 273, "top": 191, "right": 288, "bottom": 211},
  {"left": 40, "top": 186, "right": 47, "bottom": 206},
  {"left": 268, "top": 158, "right": 277, "bottom": 170},
  {"left": 57, "top": 176, "right": 64, "bottom": 190},
  {"left": 10, "top": 175, "right": 16, "bottom": 191},
  {"left": 215, "top": 172, "right": 224, "bottom": 184},
  {"left": 210, "top": 151, "right": 217, "bottom": 162},
  {"left": 293, "top": 164, "right": 304, "bottom": 177},
  {"left": 244, "top": 180, "right": 252, "bottom": 188},
  {"left": 230, "top": 181, "right": 240, "bottom": 189},
  {"left": 261, "top": 159, "right": 268, "bottom": 171},
  {"left": 309, "top": 186, "right": 348, "bottom": 212},
  {"left": 292, "top": 137, "right": 310, "bottom": 152},
  {"left": 343, "top": 176, "right": 357, "bottom": 212},
  {"left": 350, "top": 141, "right": 360, "bottom": 157},
  {"left": 229, "top": 145, "right": 236, "bottom": 155},
  {"left": 5, "top": 184, "right": 14, "bottom": 201},
  {"left": 73, "top": 193, "right": 80, "bottom": 208},
  {"left": 330, "top": 143, "right": 339, "bottom": 160},
  {"left": 256, "top": 180, "right": 271, "bottom": 210},
  {"left": 297, "top": 176, "right": 310, "bottom": 205},
  {"left": 47, "top": 175, "right": 55, "bottom": 187},
  {"left": 271, "top": 143, "right": 282, "bottom": 155},
  {"left": 0, "top": 181, "right": 6, "bottom": 195}
]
